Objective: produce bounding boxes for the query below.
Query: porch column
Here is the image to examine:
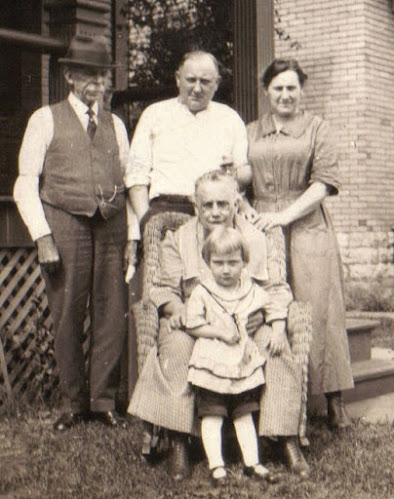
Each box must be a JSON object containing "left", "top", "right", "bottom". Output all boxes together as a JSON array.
[{"left": 233, "top": 0, "right": 274, "bottom": 123}]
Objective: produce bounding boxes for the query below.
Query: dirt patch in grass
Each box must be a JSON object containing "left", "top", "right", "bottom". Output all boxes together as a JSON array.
[{"left": 0, "top": 408, "right": 393, "bottom": 498}]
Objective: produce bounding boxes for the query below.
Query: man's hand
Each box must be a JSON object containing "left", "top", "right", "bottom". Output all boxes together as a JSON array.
[
  {"left": 267, "top": 320, "right": 289, "bottom": 357},
  {"left": 164, "top": 302, "right": 187, "bottom": 331},
  {"left": 36, "top": 234, "right": 61, "bottom": 273},
  {"left": 245, "top": 309, "right": 264, "bottom": 335},
  {"left": 124, "top": 240, "right": 138, "bottom": 283}
]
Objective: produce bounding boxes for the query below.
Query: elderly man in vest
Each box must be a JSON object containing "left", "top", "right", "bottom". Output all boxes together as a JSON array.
[{"left": 14, "top": 35, "right": 137, "bottom": 431}]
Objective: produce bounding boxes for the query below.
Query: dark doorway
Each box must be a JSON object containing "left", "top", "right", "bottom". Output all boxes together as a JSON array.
[{"left": 0, "top": 0, "right": 42, "bottom": 196}]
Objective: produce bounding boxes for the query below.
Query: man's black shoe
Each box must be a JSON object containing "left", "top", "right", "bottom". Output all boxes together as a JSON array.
[
  {"left": 281, "top": 436, "right": 310, "bottom": 478},
  {"left": 53, "top": 411, "right": 88, "bottom": 432},
  {"left": 91, "top": 411, "right": 128, "bottom": 428},
  {"left": 168, "top": 432, "right": 190, "bottom": 481}
]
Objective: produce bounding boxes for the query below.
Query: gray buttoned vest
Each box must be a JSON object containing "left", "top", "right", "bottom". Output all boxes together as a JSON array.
[{"left": 40, "top": 100, "right": 126, "bottom": 219}]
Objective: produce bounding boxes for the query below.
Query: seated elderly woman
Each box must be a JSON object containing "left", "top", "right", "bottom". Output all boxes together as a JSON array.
[{"left": 128, "top": 170, "right": 310, "bottom": 481}]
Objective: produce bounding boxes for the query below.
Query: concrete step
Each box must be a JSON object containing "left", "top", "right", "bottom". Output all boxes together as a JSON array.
[
  {"left": 346, "top": 317, "right": 380, "bottom": 362},
  {"left": 309, "top": 315, "right": 394, "bottom": 415},
  {"left": 346, "top": 391, "right": 394, "bottom": 424},
  {"left": 345, "top": 318, "right": 394, "bottom": 403},
  {"left": 345, "top": 356, "right": 394, "bottom": 403},
  {"left": 309, "top": 347, "right": 394, "bottom": 413}
]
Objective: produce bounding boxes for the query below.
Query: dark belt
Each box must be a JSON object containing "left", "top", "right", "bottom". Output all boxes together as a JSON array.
[
  {"left": 150, "top": 195, "right": 194, "bottom": 206},
  {"left": 140, "top": 195, "right": 195, "bottom": 236}
]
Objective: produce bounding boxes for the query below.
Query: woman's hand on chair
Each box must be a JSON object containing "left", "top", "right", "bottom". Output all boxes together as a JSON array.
[{"left": 252, "top": 212, "right": 289, "bottom": 232}]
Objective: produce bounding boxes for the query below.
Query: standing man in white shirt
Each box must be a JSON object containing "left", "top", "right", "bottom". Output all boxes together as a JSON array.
[
  {"left": 14, "top": 35, "right": 137, "bottom": 431},
  {"left": 126, "top": 49, "right": 249, "bottom": 243}
]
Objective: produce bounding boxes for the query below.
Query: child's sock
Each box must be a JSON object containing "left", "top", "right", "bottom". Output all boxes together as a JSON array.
[
  {"left": 201, "top": 415, "right": 225, "bottom": 470},
  {"left": 233, "top": 412, "right": 266, "bottom": 469}
]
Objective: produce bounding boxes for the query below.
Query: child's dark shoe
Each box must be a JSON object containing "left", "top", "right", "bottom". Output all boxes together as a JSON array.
[{"left": 244, "top": 464, "right": 279, "bottom": 484}]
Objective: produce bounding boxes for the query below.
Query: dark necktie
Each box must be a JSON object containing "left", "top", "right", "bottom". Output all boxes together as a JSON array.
[{"left": 86, "top": 107, "right": 97, "bottom": 140}]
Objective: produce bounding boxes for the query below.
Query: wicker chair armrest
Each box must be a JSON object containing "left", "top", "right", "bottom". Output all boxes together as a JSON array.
[
  {"left": 141, "top": 212, "right": 192, "bottom": 304},
  {"left": 132, "top": 301, "right": 159, "bottom": 374},
  {"left": 135, "top": 211, "right": 192, "bottom": 370},
  {"left": 287, "top": 300, "right": 313, "bottom": 446},
  {"left": 265, "top": 226, "right": 287, "bottom": 287}
]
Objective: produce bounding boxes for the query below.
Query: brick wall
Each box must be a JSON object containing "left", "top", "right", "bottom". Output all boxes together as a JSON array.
[{"left": 274, "top": 0, "right": 394, "bottom": 297}]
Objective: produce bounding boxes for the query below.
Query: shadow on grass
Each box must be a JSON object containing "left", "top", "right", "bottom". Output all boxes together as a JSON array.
[{"left": 0, "top": 406, "right": 393, "bottom": 498}]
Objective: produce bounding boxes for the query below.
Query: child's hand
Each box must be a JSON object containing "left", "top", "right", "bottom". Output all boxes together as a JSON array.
[
  {"left": 221, "top": 332, "right": 239, "bottom": 345},
  {"left": 215, "top": 322, "right": 239, "bottom": 345}
]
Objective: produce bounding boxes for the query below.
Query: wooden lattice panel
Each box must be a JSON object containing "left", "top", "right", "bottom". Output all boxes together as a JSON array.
[{"left": 0, "top": 248, "right": 90, "bottom": 406}]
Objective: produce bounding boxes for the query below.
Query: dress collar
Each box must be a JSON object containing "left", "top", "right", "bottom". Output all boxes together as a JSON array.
[
  {"left": 200, "top": 270, "right": 254, "bottom": 303},
  {"left": 258, "top": 111, "right": 314, "bottom": 138}
]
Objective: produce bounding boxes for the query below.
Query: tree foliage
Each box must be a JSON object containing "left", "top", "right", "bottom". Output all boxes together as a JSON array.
[{"left": 126, "top": 0, "right": 234, "bottom": 87}]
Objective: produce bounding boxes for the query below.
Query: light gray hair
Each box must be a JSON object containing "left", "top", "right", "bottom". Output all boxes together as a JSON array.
[{"left": 194, "top": 170, "right": 239, "bottom": 200}]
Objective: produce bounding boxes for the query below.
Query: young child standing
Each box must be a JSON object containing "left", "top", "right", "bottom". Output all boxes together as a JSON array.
[{"left": 185, "top": 226, "right": 288, "bottom": 485}]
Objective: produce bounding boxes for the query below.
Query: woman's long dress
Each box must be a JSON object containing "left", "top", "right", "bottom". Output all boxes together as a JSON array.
[{"left": 247, "top": 111, "right": 354, "bottom": 395}]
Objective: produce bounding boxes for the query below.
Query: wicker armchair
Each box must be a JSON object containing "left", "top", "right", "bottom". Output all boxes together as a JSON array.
[{"left": 131, "top": 212, "right": 313, "bottom": 445}]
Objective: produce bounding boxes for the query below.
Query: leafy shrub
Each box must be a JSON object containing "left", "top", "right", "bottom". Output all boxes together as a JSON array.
[{"left": 346, "top": 282, "right": 394, "bottom": 312}]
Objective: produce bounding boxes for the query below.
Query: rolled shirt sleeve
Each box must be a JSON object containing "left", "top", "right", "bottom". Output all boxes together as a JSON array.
[
  {"left": 124, "top": 107, "right": 153, "bottom": 189},
  {"left": 14, "top": 106, "right": 53, "bottom": 241},
  {"left": 113, "top": 114, "right": 140, "bottom": 240}
]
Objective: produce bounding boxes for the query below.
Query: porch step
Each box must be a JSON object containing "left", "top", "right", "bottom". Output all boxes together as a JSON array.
[
  {"left": 309, "top": 354, "right": 394, "bottom": 413},
  {"left": 344, "top": 355, "right": 394, "bottom": 403},
  {"left": 345, "top": 317, "right": 394, "bottom": 402},
  {"left": 346, "top": 317, "right": 380, "bottom": 362},
  {"left": 309, "top": 317, "right": 394, "bottom": 413}
]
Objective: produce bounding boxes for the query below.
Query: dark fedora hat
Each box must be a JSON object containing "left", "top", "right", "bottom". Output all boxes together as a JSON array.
[{"left": 58, "top": 35, "right": 117, "bottom": 69}]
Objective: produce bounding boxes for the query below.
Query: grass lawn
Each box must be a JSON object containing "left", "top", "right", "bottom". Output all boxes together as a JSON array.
[
  {"left": 0, "top": 408, "right": 393, "bottom": 499},
  {"left": 0, "top": 317, "right": 391, "bottom": 498}
]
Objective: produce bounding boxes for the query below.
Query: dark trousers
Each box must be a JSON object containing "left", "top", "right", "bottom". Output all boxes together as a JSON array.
[{"left": 42, "top": 203, "right": 127, "bottom": 412}]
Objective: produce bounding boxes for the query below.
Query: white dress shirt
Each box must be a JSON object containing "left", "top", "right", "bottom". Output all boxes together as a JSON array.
[
  {"left": 126, "top": 98, "right": 248, "bottom": 199},
  {"left": 14, "top": 92, "right": 138, "bottom": 241}
]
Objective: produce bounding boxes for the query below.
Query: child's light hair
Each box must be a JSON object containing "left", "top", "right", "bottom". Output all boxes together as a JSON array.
[{"left": 202, "top": 226, "right": 250, "bottom": 264}]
